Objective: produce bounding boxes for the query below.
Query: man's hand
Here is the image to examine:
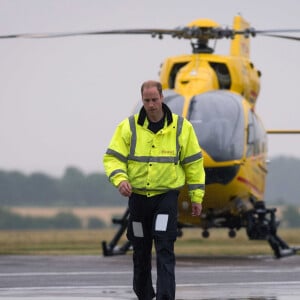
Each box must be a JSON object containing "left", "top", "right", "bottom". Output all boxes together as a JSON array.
[
  {"left": 191, "top": 202, "right": 202, "bottom": 217},
  {"left": 118, "top": 180, "right": 132, "bottom": 197}
]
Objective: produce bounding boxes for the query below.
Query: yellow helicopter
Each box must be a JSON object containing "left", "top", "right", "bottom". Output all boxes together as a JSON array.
[
  {"left": 100, "top": 15, "right": 300, "bottom": 258},
  {"left": 2, "top": 15, "right": 300, "bottom": 258}
]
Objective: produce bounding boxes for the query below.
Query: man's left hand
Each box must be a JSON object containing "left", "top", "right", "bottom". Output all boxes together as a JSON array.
[{"left": 191, "top": 203, "right": 202, "bottom": 217}]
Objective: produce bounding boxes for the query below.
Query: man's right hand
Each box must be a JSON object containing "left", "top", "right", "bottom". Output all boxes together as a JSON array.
[{"left": 118, "top": 180, "right": 132, "bottom": 197}]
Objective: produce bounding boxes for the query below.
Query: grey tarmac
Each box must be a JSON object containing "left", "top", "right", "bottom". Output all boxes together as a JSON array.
[{"left": 0, "top": 254, "right": 300, "bottom": 299}]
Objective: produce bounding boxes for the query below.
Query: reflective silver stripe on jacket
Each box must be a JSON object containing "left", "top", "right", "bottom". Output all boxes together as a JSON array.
[
  {"left": 108, "top": 169, "right": 127, "bottom": 180},
  {"left": 129, "top": 115, "right": 137, "bottom": 158},
  {"left": 106, "top": 148, "right": 127, "bottom": 163},
  {"left": 181, "top": 152, "right": 203, "bottom": 165},
  {"left": 134, "top": 186, "right": 184, "bottom": 192},
  {"left": 188, "top": 183, "right": 205, "bottom": 191},
  {"left": 128, "top": 115, "right": 184, "bottom": 163}
]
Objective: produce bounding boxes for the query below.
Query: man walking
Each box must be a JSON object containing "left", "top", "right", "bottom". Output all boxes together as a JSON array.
[{"left": 103, "top": 80, "right": 205, "bottom": 299}]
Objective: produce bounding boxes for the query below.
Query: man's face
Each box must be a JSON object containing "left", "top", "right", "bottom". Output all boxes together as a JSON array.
[{"left": 142, "top": 86, "right": 163, "bottom": 118}]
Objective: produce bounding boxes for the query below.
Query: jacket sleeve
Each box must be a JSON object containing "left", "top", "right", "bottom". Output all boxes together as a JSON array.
[
  {"left": 103, "top": 119, "right": 131, "bottom": 188},
  {"left": 180, "top": 119, "right": 205, "bottom": 204}
]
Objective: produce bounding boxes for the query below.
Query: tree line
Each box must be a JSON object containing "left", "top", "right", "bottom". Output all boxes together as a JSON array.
[
  {"left": 1, "top": 157, "right": 300, "bottom": 229},
  {"left": 0, "top": 207, "right": 106, "bottom": 229},
  {"left": 1, "top": 156, "right": 300, "bottom": 207},
  {"left": 0, "top": 204, "right": 299, "bottom": 229},
  {"left": 0, "top": 166, "right": 124, "bottom": 207}
]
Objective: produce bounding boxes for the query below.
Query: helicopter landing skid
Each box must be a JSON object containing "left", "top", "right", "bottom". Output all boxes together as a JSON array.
[
  {"left": 267, "top": 233, "right": 299, "bottom": 258},
  {"left": 245, "top": 202, "right": 299, "bottom": 258},
  {"left": 101, "top": 203, "right": 299, "bottom": 258},
  {"left": 101, "top": 207, "right": 132, "bottom": 256}
]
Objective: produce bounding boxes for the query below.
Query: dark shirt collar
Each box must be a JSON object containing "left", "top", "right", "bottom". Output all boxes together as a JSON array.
[{"left": 137, "top": 103, "right": 173, "bottom": 126}]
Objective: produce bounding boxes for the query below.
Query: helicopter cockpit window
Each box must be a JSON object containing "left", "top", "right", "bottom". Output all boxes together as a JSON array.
[
  {"left": 168, "top": 62, "right": 189, "bottom": 89},
  {"left": 247, "top": 111, "right": 255, "bottom": 155},
  {"left": 188, "top": 91, "right": 244, "bottom": 162},
  {"left": 209, "top": 62, "right": 231, "bottom": 89},
  {"left": 247, "top": 110, "right": 267, "bottom": 156}
]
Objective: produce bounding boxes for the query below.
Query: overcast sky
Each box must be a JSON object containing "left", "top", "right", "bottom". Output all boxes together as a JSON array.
[{"left": 0, "top": 0, "right": 300, "bottom": 177}]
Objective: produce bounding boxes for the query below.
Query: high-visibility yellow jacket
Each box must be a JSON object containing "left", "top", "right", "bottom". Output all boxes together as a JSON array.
[{"left": 103, "top": 104, "right": 205, "bottom": 203}]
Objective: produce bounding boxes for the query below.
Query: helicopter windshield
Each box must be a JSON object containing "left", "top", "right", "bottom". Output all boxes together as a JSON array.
[
  {"left": 188, "top": 91, "right": 244, "bottom": 162},
  {"left": 163, "top": 89, "right": 185, "bottom": 116}
]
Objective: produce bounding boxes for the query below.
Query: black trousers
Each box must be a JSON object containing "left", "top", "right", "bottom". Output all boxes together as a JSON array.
[{"left": 127, "top": 191, "right": 179, "bottom": 300}]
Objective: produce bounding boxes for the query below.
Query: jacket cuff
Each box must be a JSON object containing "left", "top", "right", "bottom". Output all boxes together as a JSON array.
[
  {"left": 111, "top": 174, "right": 129, "bottom": 188},
  {"left": 189, "top": 190, "right": 204, "bottom": 204}
]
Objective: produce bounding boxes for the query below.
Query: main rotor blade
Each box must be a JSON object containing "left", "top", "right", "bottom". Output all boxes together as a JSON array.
[
  {"left": 255, "top": 29, "right": 300, "bottom": 34},
  {"left": 259, "top": 33, "right": 300, "bottom": 41},
  {"left": 0, "top": 28, "right": 252, "bottom": 40},
  {"left": 0, "top": 29, "right": 183, "bottom": 39},
  {"left": 0, "top": 27, "right": 300, "bottom": 41}
]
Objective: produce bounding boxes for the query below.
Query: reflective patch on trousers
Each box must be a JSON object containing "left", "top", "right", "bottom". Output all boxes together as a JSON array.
[
  {"left": 155, "top": 214, "right": 169, "bottom": 231},
  {"left": 132, "top": 221, "right": 144, "bottom": 237}
]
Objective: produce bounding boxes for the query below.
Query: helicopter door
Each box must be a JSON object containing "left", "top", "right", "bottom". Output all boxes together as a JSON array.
[{"left": 187, "top": 90, "right": 245, "bottom": 162}]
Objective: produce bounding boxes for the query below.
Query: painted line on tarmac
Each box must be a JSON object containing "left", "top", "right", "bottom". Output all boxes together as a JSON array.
[
  {"left": 1, "top": 282, "right": 300, "bottom": 299},
  {"left": 0, "top": 271, "right": 131, "bottom": 277},
  {"left": 0, "top": 267, "right": 299, "bottom": 277},
  {"left": 1, "top": 281, "right": 300, "bottom": 290}
]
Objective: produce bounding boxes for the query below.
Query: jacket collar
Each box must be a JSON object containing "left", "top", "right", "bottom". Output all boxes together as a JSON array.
[{"left": 137, "top": 103, "right": 173, "bottom": 126}]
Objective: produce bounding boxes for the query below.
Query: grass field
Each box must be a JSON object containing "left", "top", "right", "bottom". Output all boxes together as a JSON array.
[
  {"left": 0, "top": 227, "right": 299, "bottom": 256},
  {"left": 9, "top": 206, "right": 126, "bottom": 226}
]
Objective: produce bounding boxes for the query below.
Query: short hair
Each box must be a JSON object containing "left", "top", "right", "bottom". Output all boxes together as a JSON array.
[{"left": 141, "top": 80, "right": 163, "bottom": 96}]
